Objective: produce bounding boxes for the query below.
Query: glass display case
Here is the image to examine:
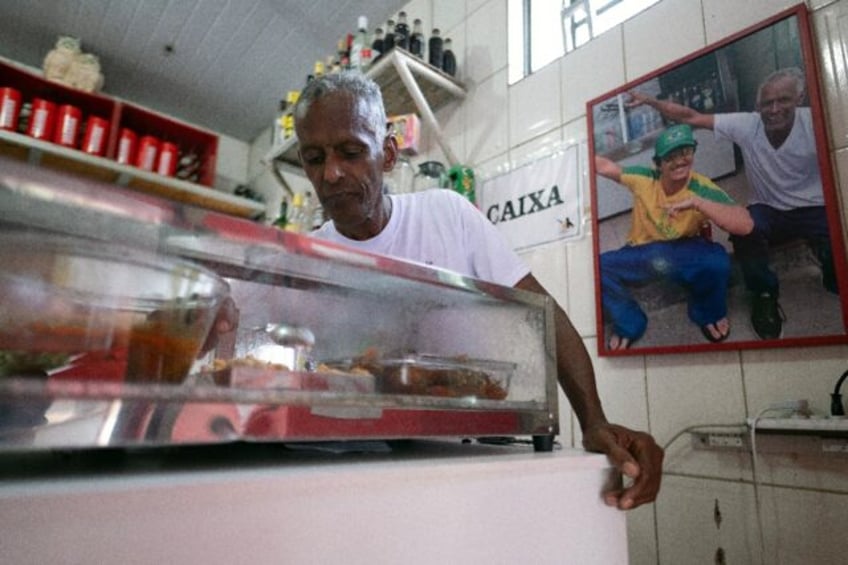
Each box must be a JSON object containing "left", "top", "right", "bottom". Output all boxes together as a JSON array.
[{"left": 0, "top": 156, "right": 559, "bottom": 452}]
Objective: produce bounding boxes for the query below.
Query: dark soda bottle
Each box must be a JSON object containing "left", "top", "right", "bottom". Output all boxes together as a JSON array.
[
  {"left": 394, "top": 11, "right": 409, "bottom": 51},
  {"left": 409, "top": 18, "right": 425, "bottom": 58},
  {"left": 371, "top": 27, "right": 385, "bottom": 61},
  {"left": 384, "top": 19, "right": 396, "bottom": 54},
  {"left": 442, "top": 37, "right": 456, "bottom": 76},
  {"left": 428, "top": 28, "right": 443, "bottom": 69}
]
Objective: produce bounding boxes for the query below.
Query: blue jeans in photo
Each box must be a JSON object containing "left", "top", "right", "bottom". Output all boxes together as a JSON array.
[
  {"left": 601, "top": 238, "right": 731, "bottom": 341},
  {"left": 730, "top": 204, "right": 835, "bottom": 296}
]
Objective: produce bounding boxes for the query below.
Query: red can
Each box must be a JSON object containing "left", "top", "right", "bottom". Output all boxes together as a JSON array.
[
  {"left": 135, "top": 135, "right": 160, "bottom": 171},
  {"left": 27, "top": 98, "right": 56, "bottom": 140},
  {"left": 156, "top": 142, "right": 179, "bottom": 177},
  {"left": 81, "top": 116, "right": 109, "bottom": 156},
  {"left": 116, "top": 128, "right": 137, "bottom": 165},
  {"left": 53, "top": 104, "right": 82, "bottom": 147},
  {"left": 0, "top": 87, "right": 22, "bottom": 131}
]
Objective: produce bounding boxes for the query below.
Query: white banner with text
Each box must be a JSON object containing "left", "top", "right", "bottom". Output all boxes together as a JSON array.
[{"left": 478, "top": 145, "right": 583, "bottom": 252}]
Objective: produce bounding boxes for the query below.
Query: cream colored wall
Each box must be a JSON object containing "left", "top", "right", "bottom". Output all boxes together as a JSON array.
[{"left": 400, "top": 0, "right": 848, "bottom": 564}]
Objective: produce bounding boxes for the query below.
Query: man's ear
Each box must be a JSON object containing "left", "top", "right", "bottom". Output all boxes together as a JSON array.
[{"left": 383, "top": 134, "right": 399, "bottom": 172}]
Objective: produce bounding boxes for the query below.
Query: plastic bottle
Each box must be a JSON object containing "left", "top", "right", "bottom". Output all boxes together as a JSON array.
[
  {"left": 272, "top": 99, "right": 287, "bottom": 147},
  {"left": 272, "top": 199, "right": 288, "bottom": 229},
  {"left": 337, "top": 35, "right": 352, "bottom": 70},
  {"left": 391, "top": 158, "right": 415, "bottom": 194},
  {"left": 442, "top": 37, "right": 456, "bottom": 76},
  {"left": 286, "top": 192, "right": 306, "bottom": 233},
  {"left": 428, "top": 28, "right": 443, "bottom": 69},
  {"left": 350, "top": 15, "right": 369, "bottom": 70},
  {"left": 394, "top": 12, "right": 409, "bottom": 51},
  {"left": 409, "top": 19, "right": 425, "bottom": 58}
]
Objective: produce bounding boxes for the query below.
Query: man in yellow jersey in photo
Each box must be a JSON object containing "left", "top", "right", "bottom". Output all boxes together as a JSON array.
[{"left": 595, "top": 124, "right": 754, "bottom": 350}]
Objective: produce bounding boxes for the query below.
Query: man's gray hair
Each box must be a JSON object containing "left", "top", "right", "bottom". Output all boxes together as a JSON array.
[
  {"left": 293, "top": 71, "right": 388, "bottom": 139},
  {"left": 757, "top": 67, "right": 805, "bottom": 105}
]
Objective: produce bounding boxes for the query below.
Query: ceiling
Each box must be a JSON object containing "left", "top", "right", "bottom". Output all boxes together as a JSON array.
[{"left": 0, "top": 0, "right": 407, "bottom": 142}]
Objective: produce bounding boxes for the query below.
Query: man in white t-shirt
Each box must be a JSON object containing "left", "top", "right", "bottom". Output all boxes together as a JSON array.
[
  {"left": 291, "top": 71, "right": 663, "bottom": 511},
  {"left": 630, "top": 68, "right": 837, "bottom": 340}
]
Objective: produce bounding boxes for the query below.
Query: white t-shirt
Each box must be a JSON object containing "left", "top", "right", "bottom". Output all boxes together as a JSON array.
[
  {"left": 310, "top": 189, "right": 530, "bottom": 287},
  {"left": 713, "top": 107, "right": 823, "bottom": 210}
]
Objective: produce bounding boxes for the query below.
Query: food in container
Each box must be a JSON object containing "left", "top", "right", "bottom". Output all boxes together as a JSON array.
[
  {"left": 327, "top": 350, "right": 513, "bottom": 400},
  {"left": 81, "top": 116, "right": 109, "bottom": 155},
  {"left": 26, "top": 98, "right": 56, "bottom": 140},
  {"left": 0, "top": 87, "right": 22, "bottom": 131},
  {"left": 116, "top": 127, "right": 137, "bottom": 164},
  {"left": 53, "top": 104, "right": 81, "bottom": 147},
  {"left": 0, "top": 231, "right": 230, "bottom": 384},
  {"left": 156, "top": 141, "right": 179, "bottom": 176},
  {"left": 135, "top": 135, "right": 159, "bottom": 171}
]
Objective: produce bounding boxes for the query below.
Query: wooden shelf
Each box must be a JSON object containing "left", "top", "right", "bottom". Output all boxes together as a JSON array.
[
  {"left": 0, "top": 129, "right": 265, "bottom": 219},
  {"left": 264, "top": 48, "right": 466, "bottom": 168}
]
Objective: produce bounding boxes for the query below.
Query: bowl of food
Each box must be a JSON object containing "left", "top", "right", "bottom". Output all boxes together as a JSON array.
[{"left": 0, "top": 231, "right": 230, "bottom": 384}]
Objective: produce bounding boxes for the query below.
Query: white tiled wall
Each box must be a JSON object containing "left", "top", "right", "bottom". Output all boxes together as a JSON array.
[
  {"left": 394, "top": 1, "right": 848, "bottom": 564},
  {"left": 243, "top": 1, "right": 848, "bottom": 561}
]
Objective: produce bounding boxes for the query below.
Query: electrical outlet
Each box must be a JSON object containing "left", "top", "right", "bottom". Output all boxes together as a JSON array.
[
  {"left": 708, "top": 433, "right": 745, "bottom": 448},
  {"left": 821, "top": 439, "right": 848, "bottom": 454},
  {"left": 691, "top": 431, "right": 747, "bottom": 451}
]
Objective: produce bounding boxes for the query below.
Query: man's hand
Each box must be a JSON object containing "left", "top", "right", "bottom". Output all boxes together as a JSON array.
[
  {"left": 625, "top": 90, "right": 652, "bottom": 108},
  {"left": 663, "top": 197, "right": 697, "bottom": 218},
  {"left": 582, "top": 422, "right": 664, "bottom": 510}
]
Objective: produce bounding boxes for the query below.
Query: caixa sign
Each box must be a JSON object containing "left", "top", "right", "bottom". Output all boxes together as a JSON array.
[
  {"left": 478, "top": 144, "right": 583, "bottom": 251},
  {"left": 485, "top": 185, "right": 565, "bottom": 224}
]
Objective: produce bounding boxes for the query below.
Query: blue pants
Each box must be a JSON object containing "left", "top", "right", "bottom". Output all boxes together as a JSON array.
[
  {"left": 601, "top": 238, "right": 731, "bottom": 341},
  {"left": 730, "top": 204, "right": 835, "bottom": 296}
]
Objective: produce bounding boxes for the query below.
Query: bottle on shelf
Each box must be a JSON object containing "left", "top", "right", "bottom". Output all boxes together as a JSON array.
[
  {"left": 271, "top": 99, "right": 287, "bottom": 147},
  {"left": 394, "top": 12, "right": 409, "bottom": 51},
  {"left": 350, "top": 15, "right": 369, "bottom": 70},
  {"left": 285, "top": 192, "right": 306, "bottom": 233},
  {"left": 327, "top": 54, "right": 341, "bottom": 75},
  {"left": 337, "top": 35, "right": 352, "bottom": 70},
  {"left": 371, "top": 27, "right": 385, "bottom": 62},
  {"left": 409, "top": 18, "right": 425, "bottom": 58},
  {"left": 428, "top": 28, "right": 443, "bottom": 70},
  {"left": 384, "top": 19, "right": 396, "bottom": 54},
  {"left": 442, "top": 37, "right": 456, "bottom": 76},
  {"left": 272, "top": 199, "right": 288, "bottom": 229}
]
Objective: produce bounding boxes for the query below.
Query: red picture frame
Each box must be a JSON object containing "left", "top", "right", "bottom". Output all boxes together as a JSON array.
[{"left": 586, "top": 4, "right": 848, "bottom": 356}]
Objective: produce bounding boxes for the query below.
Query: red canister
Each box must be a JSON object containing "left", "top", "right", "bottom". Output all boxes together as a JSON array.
[
  {"left": 81, "top": 116, "right": 109, "bottom": 156},
  {"left": 116, "top": 128, "right": 137, "bottom": 165},
  {"left": 156, "top": 142, "right": 178, "bottom": 177},
  {"left": 53, "top": 104, "right": 82, "bottom": 147},
  {"left": 27, "top": 98, "right": 56, "bottom": 140},
  {"left": 135, "top": 135, "right": 160, "bottom": 171},
  {"left": 0, "top": 87, "right": 22, "bottom": 131}
]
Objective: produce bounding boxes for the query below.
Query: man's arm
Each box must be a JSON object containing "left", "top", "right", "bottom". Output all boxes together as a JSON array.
[
  {"left": 514, "top": 273, "right": 663, "bottom": 510},
  {"left": 594, "top": 155, "right": 622, "bottom": 182},
  {"left": 665, "top": 196, "right": 754, "bottom": 235},
  {"left": 628, "top": 91, "right": 716, "bottom": 130}
]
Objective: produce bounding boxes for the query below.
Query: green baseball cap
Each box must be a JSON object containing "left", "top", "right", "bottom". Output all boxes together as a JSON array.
[{"left": 654, "top": 124, "right": 697, "bottom": 160}]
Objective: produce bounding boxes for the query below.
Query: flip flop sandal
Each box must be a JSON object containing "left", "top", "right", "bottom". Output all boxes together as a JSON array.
[{"left": 701, "top": 323, "right": 730, "bottom": 343}]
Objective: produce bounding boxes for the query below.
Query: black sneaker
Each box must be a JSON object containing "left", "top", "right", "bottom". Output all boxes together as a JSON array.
[{"left": 751, "top": 292, "right": 785, "bottom": 340}]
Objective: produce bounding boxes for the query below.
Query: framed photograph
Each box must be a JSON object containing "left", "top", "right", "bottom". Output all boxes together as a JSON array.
[{"left": 587, "top": 4, "right": 848, "bottom": 356}]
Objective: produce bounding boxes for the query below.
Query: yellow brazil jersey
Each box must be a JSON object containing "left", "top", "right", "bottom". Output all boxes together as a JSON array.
[{"left": 619, "top": 166, "right": 734, "bottom": 246}]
